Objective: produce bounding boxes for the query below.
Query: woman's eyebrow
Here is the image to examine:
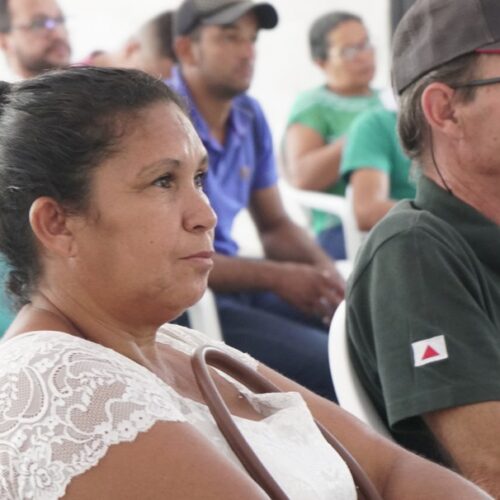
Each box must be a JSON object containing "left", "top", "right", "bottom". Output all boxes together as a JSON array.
[
  {"left": 136, "top": 158, "right": 182, "bottom": 179},
  {"left": 199, "top": 155, "right": 209, "bottom": 169}
]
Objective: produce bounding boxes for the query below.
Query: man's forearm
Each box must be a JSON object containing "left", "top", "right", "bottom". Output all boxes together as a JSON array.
[
  {"left": 424, "top": 403, "right": 500, "bottom": 499},
  {"left": 384, "top": 453, "right": 492, "bottom": 499},
  {"left": 208, "top": 253, "right": 285, "bottom": 293},
  {"left": 260, "top": 218, "right": 333, "bottom": 267}
]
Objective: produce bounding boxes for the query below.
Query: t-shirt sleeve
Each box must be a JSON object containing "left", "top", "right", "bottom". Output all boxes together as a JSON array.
[
  {"left": 0, "top": 334, "right": 186, "bottom": 499},
  {"left": 348, "top": 225, "right": 500, "bottom": 430},
  {"left": 251, "top": 102, "right": 278, "bottom": 191},
  {"left": 287, "top": 98, "right": 331, "bottom": 140},
  {"left": 340, "top": 110, "right": 392, "bottom": 180}
]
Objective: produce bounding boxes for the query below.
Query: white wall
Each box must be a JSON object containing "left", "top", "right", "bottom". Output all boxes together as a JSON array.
[{"left": 3, "top": 0, "right": 391, "bottom": 141}]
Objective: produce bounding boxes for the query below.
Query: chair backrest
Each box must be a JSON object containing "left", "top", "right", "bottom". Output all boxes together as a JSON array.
[
  {"left": 279, "top": 181, "right": 364, "bottom": 261},
  {"left": 343, "top": 187, "right": 365, "bottom": 261},
  {"left": 231, "top": 208, "right": 264, "bottom": 258},
  {"left": 329, "top": 301, "right": 393, "bottom": 439},
  {"left": 187, "top": 288, "right": 223, "bottom": 341}
]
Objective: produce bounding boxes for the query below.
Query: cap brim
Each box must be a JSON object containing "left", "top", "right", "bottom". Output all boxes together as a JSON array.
[
  {"left": 202, "top": 3, "right": 278, "bottom": 30},
  {"left": 477, "top": 39, "right": 500, "bottom": 53}
]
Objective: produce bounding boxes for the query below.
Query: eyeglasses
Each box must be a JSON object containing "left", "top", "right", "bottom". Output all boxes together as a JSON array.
[
  {"left": 450, "top": 76, "right": 500, "bottom": 89},
  {"left": 12, "top": 15, "right": 66, "bottom": 34},
  {"left": 332, "top": 39, "right": 374, "bottom": 61}
]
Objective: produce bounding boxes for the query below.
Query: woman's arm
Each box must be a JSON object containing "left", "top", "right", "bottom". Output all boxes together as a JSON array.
[
  {"left": 351, "top": 169, "right": 395, "bottom": 231},
  {"left": 258, "top": 364, "right": 492, "bottom": 500},
  {"left": 64, "top": 421, "right": 267, "bottom": 500},
  {"left": 283, "top": 124, "right": 344, "bottom": 191}
]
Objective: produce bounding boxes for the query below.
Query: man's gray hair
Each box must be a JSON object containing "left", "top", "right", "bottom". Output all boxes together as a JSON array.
[
  {"left": 397, "top": 53, "right": 479, "bottom": 162},
  {"left": 0, "top": 0, "right": 10, "bottom": 33}
]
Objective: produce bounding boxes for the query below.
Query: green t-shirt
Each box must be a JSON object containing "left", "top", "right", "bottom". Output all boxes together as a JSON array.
[
  {"left": 287, "top": 86, "right": 382, "bottom": 233},
  {"left": 340, "top": 108, "right": 416, "bottom": 200},
  {"left": 0, "top": 258, "right": 14, "bottom": 337},
  {"left": 346, "top": 175, "right": 500, "bottom": 463}
]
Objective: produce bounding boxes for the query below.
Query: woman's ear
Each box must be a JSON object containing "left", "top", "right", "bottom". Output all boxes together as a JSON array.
[
  {"left": 29, "top": 197, "right": 77, "bottom": 257},
  {"left": 314, "top": 58, "right": 327, "bottom": 71},
  {"left": 421, "top": 82, "right": 463, "bottom": 140}
]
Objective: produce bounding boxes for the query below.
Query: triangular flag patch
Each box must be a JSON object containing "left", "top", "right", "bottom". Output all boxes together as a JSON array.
[
  {"left": 422, "top": 345, "right": 439, "bottom": 360},
  {"left": 412, "top": 335, "right": 448, "bottom": 367}
]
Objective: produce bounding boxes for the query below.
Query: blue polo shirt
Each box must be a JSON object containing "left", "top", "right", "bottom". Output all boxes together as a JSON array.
[{"left": 166, "top": 67, "right": 277, "bottom": 256}]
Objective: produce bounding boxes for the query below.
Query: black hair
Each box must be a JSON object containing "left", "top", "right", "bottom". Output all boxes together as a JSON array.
[
  {"left": 0, "top": 66, "right": 185, "bottom": 308},
  {"left": 309, "top": 11, "right": 362, "bottom": 61},
  {"left": 150, "top": 10, "right": 176, "bottom": 60},
  {"left": 0, "top": 0, "right": 10, "bottom": 33}
]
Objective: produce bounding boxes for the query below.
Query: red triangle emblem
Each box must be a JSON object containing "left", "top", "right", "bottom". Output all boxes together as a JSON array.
[{"left": 422, "top": 345, "right": 439, "bottom": 360}]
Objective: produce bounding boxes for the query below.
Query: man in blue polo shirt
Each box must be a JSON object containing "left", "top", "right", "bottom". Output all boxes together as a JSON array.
[{"left": 169, "top": 0, "right": 345, "bottom": 400}]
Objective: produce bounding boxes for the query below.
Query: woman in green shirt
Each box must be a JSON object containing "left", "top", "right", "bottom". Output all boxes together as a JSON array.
[{"left": 283, "top": 11, "right": 381, "bottom": 259}]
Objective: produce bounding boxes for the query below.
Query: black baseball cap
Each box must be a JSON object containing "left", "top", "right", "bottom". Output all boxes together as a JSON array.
[
  {"left": 174, "top": 0, "right": 278, "bottom": 36},
  {"left": 392, "top": 0, "right": 500, "bottom": 95}
]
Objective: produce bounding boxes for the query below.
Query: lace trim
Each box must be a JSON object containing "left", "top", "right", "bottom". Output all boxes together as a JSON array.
[
  {"left": 0, "top": 332, "right": 186, "bottom": 499},
  {"left": 157, "top": 323, "right": 259, "bottom": 370}
]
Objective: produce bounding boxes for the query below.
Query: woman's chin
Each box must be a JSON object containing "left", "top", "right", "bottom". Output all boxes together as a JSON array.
[{"left": 171, "top": 283, "right": 209, "bottom": 318}]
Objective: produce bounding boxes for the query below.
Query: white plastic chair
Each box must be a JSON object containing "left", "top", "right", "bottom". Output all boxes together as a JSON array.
[
  {"left": 187, "top": 288, "right": 223, "bottom": 341},
  {"left": 279, "top": 181, "right": 364, "bottom": 261},
  {"left": 329, "top": 301, "right": 393, "bottom": 439}
]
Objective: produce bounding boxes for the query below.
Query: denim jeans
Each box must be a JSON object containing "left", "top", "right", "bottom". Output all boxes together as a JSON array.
[{"left": 176, "top": 290, "right": 336, "bottom": 401}]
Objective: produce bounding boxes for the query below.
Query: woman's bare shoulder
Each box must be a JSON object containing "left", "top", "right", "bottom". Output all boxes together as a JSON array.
[{"left": 64, "top": 420, "right": 267, "bottom": 500}]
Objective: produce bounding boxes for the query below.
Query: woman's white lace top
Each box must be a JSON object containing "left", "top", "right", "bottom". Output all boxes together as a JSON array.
[{"left": 0, "top": 324, "right": 357, "bottom": 499}]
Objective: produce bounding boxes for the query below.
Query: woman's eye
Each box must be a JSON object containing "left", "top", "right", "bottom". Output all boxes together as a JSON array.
[
  {"left": 195, "top": 171, "right": 206, "bottom": 189},
  {"left": 223, "top": 32, "right": 238, "bottom": 43},
  {"left": 153, "top": 174, "right": 174, "bottom": 188}
]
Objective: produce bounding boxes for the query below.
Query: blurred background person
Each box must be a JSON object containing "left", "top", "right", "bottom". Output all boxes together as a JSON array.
[
  {"left": 0, "top": 0, "right": 70, "bottom": 80},
  {"left": 82, "top": 10, "right": 175, "bottom": 79},
  {"left": 0, "top": 0, "right": 71, "bottom": 335},
  {"left": 340, "top": 106, "right": 415, "bottom": 232},
  {"left": 283, "top": 11, "right": 380, "bottom": 259},
  {"left": 169, "top": 0, "right": 345, "bottom": 401}
]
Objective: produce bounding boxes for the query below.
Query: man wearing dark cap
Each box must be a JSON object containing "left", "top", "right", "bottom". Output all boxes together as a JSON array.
[
  {"left": 346, "top": 0, "right": 500, "bottom": 495},
  {"left": 168, "top": 0, "right": 346, "bottom": 401}
]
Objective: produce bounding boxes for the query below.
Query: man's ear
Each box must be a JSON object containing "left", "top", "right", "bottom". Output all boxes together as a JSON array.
[
  {"left": 421, "top": 82, "right": 463, "bottom": 139},
  {"left": 123, "top": 37, "right": 141, "bottom": 61},
  {"left": 0, "top": 32, "right": 9, "bottom": 52},
  {"left": 174, "top": 35, "right": 197, "bottom": 66},
  {"left": 29, "top": 197, "right": 77, "bottom": 258}
]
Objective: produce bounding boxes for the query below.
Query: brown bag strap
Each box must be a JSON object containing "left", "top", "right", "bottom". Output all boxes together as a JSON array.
[{"left": 192, "top": 346, "right": 382, "bottom": 500}]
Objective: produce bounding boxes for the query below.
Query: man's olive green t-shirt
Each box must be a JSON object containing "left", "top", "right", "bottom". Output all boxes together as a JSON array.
[{"left": 346, "top": 175, "right": 500, "bottom": 462}]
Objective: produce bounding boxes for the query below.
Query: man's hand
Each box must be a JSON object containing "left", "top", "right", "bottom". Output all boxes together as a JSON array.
[{"left": 272, "top": 262, "right": 345, "bottom": 324}]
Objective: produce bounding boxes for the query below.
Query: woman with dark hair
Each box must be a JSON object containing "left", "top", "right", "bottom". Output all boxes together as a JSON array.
[
  {"left": 0, "top": 67, "right": 489, "bottom": 499},
  {"left": 283, "top": 11, "right": 380, "bottom": 259}
]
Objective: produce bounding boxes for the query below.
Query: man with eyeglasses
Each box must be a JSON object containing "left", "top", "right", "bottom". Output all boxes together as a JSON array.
[
  {"left": 0, "top": 0, "right": 70, "bottom": 80},
  {"left": 0, "top": 0, "right": 70, "bottom": 337},
  {"left": 346, "top": 0, "right": 500, "bottom": 496},
  {"left": 283, "top": 11, "right": 380, "bottom": 260}
]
